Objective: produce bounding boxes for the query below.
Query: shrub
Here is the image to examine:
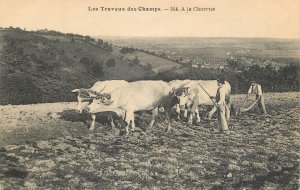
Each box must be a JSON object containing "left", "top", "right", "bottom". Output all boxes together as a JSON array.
[
  {"left": 132, "top": 56, "right": 139, "bottom": 65},
  {"left": 80, "top": 57, "right": 91, "bottom": 65},
  {"left": 105, "top": 58, "right": 116, "bottom": 67},
  {"left": 120, "top": 47, "right": 136, "bottom": 54},
  {"left": 0, "top": 73, "right": 42, "bottom": 104}
]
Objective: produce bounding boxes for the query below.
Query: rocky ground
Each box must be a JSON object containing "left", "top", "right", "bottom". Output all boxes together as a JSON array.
[{"left": 0, "top": 92, "right": 299, "bottom": 189}]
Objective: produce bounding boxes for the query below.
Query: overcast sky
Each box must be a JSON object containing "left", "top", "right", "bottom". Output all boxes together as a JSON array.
[{"left": 0, "top": 0, "right": 299, "bottom": 38}]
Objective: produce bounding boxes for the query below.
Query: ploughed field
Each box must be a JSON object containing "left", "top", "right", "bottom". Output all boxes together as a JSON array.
[{"left": 0, "top": 92, "right": 299, "bottom": 189}]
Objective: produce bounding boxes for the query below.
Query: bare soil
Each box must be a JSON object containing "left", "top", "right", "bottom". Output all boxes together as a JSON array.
[{"left": 0, "top": 92, "right": 299, "bottom": 189}]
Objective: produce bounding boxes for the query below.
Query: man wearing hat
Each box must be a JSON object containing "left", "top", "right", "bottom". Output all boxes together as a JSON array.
[
  {"left": 247, "top": 80, "right": 267, "bottom": 114},
  {"left": 215, "top": 78, "right": 229, "bottom": 133}
]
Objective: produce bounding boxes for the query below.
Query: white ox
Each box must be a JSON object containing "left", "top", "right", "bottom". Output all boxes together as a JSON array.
[
  {"left": 173, "top": 80, "right": 231, "bottom": 124},
  {"left": 86, "top": 80, "right": 174, "bottom": 134},
  {"left": 72, "top": 80, "right": 128, "bottom": 130},
  {"left": 168, "top": 80, "right": 194, "bottom": 119}
]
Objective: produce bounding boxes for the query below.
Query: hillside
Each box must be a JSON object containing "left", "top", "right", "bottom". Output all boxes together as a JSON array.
[{"left": 0, "top": 29, "right": 159, "bottom": 104}]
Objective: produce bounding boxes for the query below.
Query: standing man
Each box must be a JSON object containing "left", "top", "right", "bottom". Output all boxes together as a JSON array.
[
  {"left": 215, "top": 78, "right": 229, "bottom": 133},
  {"left": 247, "top": 80, "right": 267, "bottom": 114}
]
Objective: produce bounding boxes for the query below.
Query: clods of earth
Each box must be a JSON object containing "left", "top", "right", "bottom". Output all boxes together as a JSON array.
[{"left": 0, "top": 92, "right": 299, "bottom": 189}]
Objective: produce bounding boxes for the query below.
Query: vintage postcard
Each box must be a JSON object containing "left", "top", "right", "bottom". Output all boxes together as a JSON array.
[{"left": 0, "top": 0, "right": 299, "bottom": 189}]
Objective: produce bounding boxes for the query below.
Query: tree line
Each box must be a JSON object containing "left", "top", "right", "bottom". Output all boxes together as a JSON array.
[
  {"left": 151, "top": 63, "right": 299, "bottom": 94},
  {"left": 0, "top": 28, "right": 298, "bottom": 105}
]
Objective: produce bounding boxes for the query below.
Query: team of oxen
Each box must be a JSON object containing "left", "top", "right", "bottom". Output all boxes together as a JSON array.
[{"left": 72, "top": 80, "right": 232, "bottom": 135}]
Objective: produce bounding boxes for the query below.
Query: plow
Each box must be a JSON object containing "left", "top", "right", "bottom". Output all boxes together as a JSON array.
[{"left": 235, "top": 98, "right": 259, "bottom": 116}]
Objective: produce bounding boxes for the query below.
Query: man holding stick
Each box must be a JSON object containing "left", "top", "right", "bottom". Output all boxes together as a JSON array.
[
  {"left": 247, "top": 80, "right": 267, "bottom": 115},
  {"left": 215, "top": 78, "right": 229, "bottom": 133}
]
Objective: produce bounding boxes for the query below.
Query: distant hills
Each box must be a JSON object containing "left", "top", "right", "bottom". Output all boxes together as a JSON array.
[
  {"left": 102, "top": 36, "right": 300, "bottom": 68},
  {"left": 0, "top": 27, "right": 299, "bottom": 105}
]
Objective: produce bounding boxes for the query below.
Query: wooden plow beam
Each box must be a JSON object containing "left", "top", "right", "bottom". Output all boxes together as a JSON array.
[{"left": 236, "top": 99, "right": 259, "bottom": 115}]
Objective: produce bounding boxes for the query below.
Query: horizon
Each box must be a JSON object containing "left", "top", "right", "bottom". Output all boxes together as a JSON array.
[
  {"left": 97, "top": 35, "right": 300, "bottom": 40},
  {"left": 1, "top": 26, "right": 299, "bottom": 40}
]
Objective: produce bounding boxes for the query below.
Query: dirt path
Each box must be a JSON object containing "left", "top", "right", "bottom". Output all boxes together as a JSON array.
[{"left": 0, "top": 92, "right": 299, "bottom": 189}]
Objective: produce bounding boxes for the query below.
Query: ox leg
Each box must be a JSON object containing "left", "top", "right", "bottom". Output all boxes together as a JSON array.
[
  {"left": 225, "top": 102, "right": 231, "bottom": 121},
  {"left": 194, "top": 108, "right": 201, "bottom": 125},
  {"left": 131, "top": 113, "right": 136, "bottom": 132},
  {"left": 109, "top": 116, "right": 116, "bottom": 129},
  {"left": 124, "top": 111, "right": 133, "bottom": 134},
  {"left": 207, "top": 106, "right": 217, "bottom": 120},
  {"left": 149, "top": 107, "right": 158, "bottom": 128},
  {"left": 188, "top": 111, "right": 193, "bottom": 125},
  {"left": 175, "top": 104, "right": 180, "bottom": 114},
  {"left": 90, "top": 114, "right": 96, "bottom": 130},
  {"left": 175, "top": 104, "right": 181, "bottom": 121},
  {"left": 125, "top": 115, "right": 130, "bottom": 135},
  {"left": 184, "top": 109, "right": 188, "bottom": 118},
  {"left": 165, "top": 111, "right": 171, "bottom": 132}
]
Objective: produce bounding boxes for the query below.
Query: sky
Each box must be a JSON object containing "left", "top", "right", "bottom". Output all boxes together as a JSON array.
[{"left": 0, "top": 0, "right": 299, "bottom": 38}]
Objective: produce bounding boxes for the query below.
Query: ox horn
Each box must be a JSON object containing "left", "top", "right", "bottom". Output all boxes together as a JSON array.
[
  {"left": 184, "top": 87, "right": 189, "bottom": 92},
  {"left": 72, "top": 89, "right": 80, "bottom": 93},
  {"left": 173, "top": 90, "right": 177, "bottom": 96}
]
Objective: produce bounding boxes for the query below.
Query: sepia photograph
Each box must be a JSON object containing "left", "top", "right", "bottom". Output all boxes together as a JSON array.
[{"left": 0, "top": 0, "right": 299, "bottom": 189}]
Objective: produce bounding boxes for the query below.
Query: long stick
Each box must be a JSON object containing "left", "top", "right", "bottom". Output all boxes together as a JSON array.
[{"left": 197, "top": 82, "right": 218, "bottom": 108}]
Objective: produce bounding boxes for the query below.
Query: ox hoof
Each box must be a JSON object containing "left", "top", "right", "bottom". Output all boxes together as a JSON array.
[
  {"left": 89, "top": 127, "right": 94, "bottom": 131},
  {"left": 195, "top": 121, "right": 201, "bottom": 126},
  {"left": 210, "top": 128, "right": 217, "bottom": 132},
  {"left": 181, "top": 118, "right": 188, "bottom": 122}
]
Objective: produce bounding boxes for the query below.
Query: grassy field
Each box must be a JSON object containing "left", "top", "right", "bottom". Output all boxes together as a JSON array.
[
  {"left": 111, "top": 47, "right": 181, "bottom": 73},
  {"left": 0, "top": 92, "right": 299, "bottom": 189}
]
